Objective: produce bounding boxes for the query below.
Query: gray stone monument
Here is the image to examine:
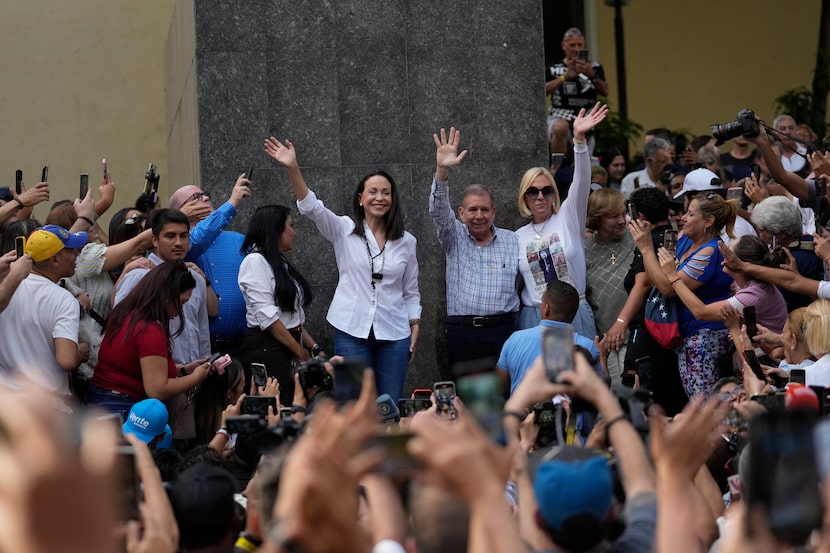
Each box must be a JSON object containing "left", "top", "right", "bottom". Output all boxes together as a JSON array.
[{"left": 166, "top": 0, "right": 548, "bottom": 389}]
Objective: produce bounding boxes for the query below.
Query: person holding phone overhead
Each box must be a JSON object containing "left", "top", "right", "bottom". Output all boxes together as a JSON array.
[
  {"left": 631, "top": 193, "right": 739, "bottom": 398},
  {"left": 545, "top": 27, "right": 609, "bottom": 154},
  {"left": 238, "top": 205, "right": 322, "bottom": 406},
  {"left": 515, "top": 102, "right": 609, "bottom": 337},
  {"left": 264, "top": 138, "right": 421, "bottom": 400}
]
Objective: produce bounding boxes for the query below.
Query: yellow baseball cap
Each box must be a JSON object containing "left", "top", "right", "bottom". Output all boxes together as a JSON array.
[{"left": 25, "top": 225, "right": 88, "bottom": 262}]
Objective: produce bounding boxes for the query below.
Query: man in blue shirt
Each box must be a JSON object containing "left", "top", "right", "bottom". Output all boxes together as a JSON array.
[
  {"left": 169, "top": 173, "right": 251, "bottom": 355},
  {"left": 497, "top": 281, "right": 599, "bottom": 394}
]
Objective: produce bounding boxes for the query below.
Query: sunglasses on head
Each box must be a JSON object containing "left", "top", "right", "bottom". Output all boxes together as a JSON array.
[{"left": 524, "top": 186, "right": 556, "bottom": 199}]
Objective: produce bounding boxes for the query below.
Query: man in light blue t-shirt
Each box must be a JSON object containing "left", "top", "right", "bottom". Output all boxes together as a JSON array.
[{"left": 497, "top": 281, "right": 599, "bottom": 394}]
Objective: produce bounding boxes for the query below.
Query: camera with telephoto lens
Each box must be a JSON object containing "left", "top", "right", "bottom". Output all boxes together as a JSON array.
[{"left": 711, "top": 109, "right": 760, "bottom": 145}]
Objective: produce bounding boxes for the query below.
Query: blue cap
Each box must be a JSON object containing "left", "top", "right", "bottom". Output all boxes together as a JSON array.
[
  {"left": 122, "top": 399, "right": 169, "bottom": 445},
  {"left": 533, "top": 456, "right": 613, "bottom": 530}
]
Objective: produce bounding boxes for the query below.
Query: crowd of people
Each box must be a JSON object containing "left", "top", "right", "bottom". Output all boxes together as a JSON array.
[{"left": 4, "top": 23, "right": 830, "bottom": 553}]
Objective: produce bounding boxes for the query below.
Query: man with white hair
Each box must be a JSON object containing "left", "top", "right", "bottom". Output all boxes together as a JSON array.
[{"left": 751, "top": 195, "right": 823, "bottom": 310}]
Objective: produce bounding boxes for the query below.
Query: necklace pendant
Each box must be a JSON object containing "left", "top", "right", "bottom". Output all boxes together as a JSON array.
[
  {"left": 535, "top": 233, "right": 541, "bottom": 240},
  {"left": 610, "top": 252, "right": 617, "bottom": 265}
]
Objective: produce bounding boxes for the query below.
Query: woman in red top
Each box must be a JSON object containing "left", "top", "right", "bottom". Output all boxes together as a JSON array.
[{"left": 88, "top": 261, "right": 211, "bottom": 418}]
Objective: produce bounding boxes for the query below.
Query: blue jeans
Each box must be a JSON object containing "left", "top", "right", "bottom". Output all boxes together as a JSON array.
[
  {"left": 86, "top": 386, "right": 137, "bottom": 422},
  {"left": 334, "top": 328, "right": 410, "bottom": 400}
]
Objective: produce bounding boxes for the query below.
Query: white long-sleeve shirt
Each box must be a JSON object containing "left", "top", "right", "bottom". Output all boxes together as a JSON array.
[{"left": 297, "top": 190, "right": 421, "bottom": 340}]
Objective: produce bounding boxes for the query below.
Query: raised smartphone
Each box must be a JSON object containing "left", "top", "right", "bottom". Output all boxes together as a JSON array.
[
  {"left": 456, "top": 361, "right": 505, "bottom": 443},
  {"left": 250, "top": 362, "right": 268, "bottom": 388},
  {"left": 333, "top": 360, "right": 365, "bottom": 404},
  {"left": 15, "top": 236, "right": 25, "bottom": 259},
  {"left": 79, "top": 173, "right": 89, "bottom": 200},
  {"left": 242, "top": 396, "right": 277, "bottom": 418},
  {"left": 744, "top": 349, "right": 767, "bottom": 383},
  {"left": 398, "top": 398, "right": 433, "bottom": 417},
  {"left": 744, "top": 305, "right": 758, "bottom": 339},
  {"left": 542, "top": 324, "right": 574, "bottom": 382},
  {"left": 663, "top": 230, "right": 678, "bottom": 257}
]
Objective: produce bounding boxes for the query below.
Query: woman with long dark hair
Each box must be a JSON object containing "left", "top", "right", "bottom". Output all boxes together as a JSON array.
[
  {"left": 265, "top": 138, "right": 421, "bottom": 400},
  {"left": 193, "top": 358, "right": 245, "bottom": 445},
  {"left": 88, "top": 261, "right": 212, "bottom": 418},
  {"left": 238, "top": 204, "right": 321, "bottom": 406}
]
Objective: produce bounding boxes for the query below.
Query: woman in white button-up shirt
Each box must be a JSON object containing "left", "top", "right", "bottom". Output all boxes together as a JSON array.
[
  {"left": 238, "top": 204, "right": 321, "bottom": 406},
  {"left": 265, "top": 137, "right": 422, "bottom": 400}
]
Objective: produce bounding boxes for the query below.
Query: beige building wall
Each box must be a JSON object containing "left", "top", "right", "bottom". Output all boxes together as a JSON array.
[
  {"left": 165, "top": 0, "right": 199, "bottom": 194},
  {"left": 592, "top": 0, "right": 822, "bottom": 149},
  {"left": 0, "top": 0, "right": 175, "bottom": 226}
]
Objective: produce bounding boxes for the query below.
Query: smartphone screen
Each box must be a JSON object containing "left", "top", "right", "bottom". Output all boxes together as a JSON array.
[
  {"left": 433, "top": 381, "right": 455, "bottom": 399},
  {"left": 550, "top": 153, "right": 565, "bottom": 172},
  {"left": 747, "top": 411, "right": 822, "bottom": 543},
  {"left": 242, "top": 396, "right": 277, "bottom": 417},
  {"left": 578, "top": 49, "right": 589, "bottom": 61},
  {"left": 14, "top": 169, "right": 22, "bottom": 195},
  {"left": 79, "top": 173, "right": 89, "bottom": 200},
  {"left": 15, "top": 236, "right": 25, "bottom": 259},
  {"left": 433, "top": 381, "right": 456, "bottom": 418},
  {"left": 250, "top": 362, "right": 268, "bottom": 388},
  {"left": 457, "top": 367, "right": 505, "bottom": 443},
  {"left": 398, "top": 398, "right": 432, "bottom": 417},
  {"left": 750, "top": 162, "right": 761, "bottom": 181},
  {"left": 744, "top": 306, "right": 758, "bottom": 338},
  {"left": 627, "top": 201, "right": 639, "bottom": 221},
  {"left": 790, "top": 369, "right": 807, "bottom": 386},
  {"left": 744, "top": 350, "right": 766, "bottom": 383},
  {"left": 333, "top": 360, "right": 365, "bottom": 404},
  {"left": 41, "top": 165, "right": 48, "bottom": 183},
  {"left": 247, "top": 165, "right": 254, "bottom": 182},
  {"left": 102, "top": 158, "right": 109, "bottom": 183},
  {"left": 726, "top": 187, "right": 743, "bottom": 202},
  {"left": 663, "top": 230, "right": 678, "bottom": 257},
  {"left": 542, "top": 324, "right": 574, "bottom": 382},
  {"left": 279, "top": 407, "right": 293, "bottom": 420}
]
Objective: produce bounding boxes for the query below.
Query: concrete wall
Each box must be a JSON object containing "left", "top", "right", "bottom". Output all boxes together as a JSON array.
[
  {"left": 0, "top": 0, "right": 175, "bottom": 226},
  {"left": 173, "top": 0, "right": 549, "bottom": 386}
]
